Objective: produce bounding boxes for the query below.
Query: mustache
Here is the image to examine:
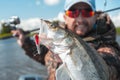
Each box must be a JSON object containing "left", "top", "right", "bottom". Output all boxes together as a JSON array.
[
  {"left": 75, "top": 21, "right": 88, "bottom": 27},
  {"left": 74, "top": 21, "right": 90, "bottom": 32}
]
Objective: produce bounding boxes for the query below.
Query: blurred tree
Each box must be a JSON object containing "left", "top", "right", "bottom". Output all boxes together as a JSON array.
[{"left": 0, "top": 23, "right": 11, "bottom": 34}]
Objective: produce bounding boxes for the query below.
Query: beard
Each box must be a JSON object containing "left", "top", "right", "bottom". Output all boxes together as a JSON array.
[{"left": 74, "top": 24, "right": 89, "bottom": 36}]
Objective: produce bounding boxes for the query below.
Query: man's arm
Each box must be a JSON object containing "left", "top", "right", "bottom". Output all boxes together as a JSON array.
[
  {"left": 11, "top": 29, "right": 48, "bottom": 65},
  {"left": 95, "top": 13, "right": 120, "bottom": 78},
  {"left": 95, "top": 13, "right": 120, "bottom": 55},
  {"left": 22, "top": 37, "right": 48, "bottom": 65}
]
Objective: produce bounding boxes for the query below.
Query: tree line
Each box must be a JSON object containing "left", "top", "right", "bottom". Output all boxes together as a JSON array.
[{"left": 0, "top": 23, "right": 11, "bottom": 34}]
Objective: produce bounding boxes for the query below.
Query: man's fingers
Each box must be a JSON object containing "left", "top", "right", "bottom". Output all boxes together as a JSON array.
[
  {"left": 11, "top": 29, "right": 25, "bottom": 37},
  {"left": 97, "top": 47, "right": 115, "bottom": 54},
  {"left": 11, "top": 29, "right": 25, "bottom": 46},
  {"left": 11, "top": 30, "right": 20, "bottom": 37},
  {"left": 96, "top": 11, "right": 111, "bottom": 24}
]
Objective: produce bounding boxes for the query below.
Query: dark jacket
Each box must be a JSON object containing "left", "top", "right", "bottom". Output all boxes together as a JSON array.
[
  {"left": 22, "top": 14, "right": 120, "bottom": 80},
  {"left": 83, "top": 14, "right": 120, "bottom": 79}
]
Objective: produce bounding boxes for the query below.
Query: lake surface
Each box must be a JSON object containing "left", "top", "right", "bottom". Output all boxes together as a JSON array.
[
  {"left": 0, "top": 36, "right": 120, "bottom": 80},
  {"left": 0, "top": 38, "right": 48, "bottom": 80}
]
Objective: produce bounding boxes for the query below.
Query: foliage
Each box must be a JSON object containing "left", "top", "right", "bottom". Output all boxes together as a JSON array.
[
  {"left": 0, "top": 33, "right": 12, "bottom": 39},
  {"left": 0, "top": 23, "right": 11, "bottom": 34},
  {"left": 116, "top": 27, "right": 120, "bottom": 35}
]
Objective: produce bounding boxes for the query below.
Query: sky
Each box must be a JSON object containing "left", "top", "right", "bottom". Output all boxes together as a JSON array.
[{"left": 0, "top": 0, "right": 120, "bottom": 30}]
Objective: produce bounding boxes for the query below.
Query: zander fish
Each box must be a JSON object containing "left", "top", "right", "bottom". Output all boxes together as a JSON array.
[{"left": 38, "top": 19, "right": 109, "bottom": 80}]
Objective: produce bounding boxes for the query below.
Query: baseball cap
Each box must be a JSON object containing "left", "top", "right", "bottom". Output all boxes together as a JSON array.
[{"left": 64, "top": 0, "right": 96, "bottom": 11}]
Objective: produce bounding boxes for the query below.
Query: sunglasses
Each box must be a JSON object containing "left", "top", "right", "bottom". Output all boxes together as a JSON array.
[{"left": 65, "top": 9, "right": 95, "bottom": 18}]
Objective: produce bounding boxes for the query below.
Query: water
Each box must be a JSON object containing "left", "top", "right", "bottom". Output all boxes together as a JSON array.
[
  {"left": 117, "top": 36, "right": 120, "bottom": 45},
  {"left": 0, "top": 38, "right": 48, "bottom": 80},
  {"left": 0, "top": 36, "right": 120, "bottom": 80}
]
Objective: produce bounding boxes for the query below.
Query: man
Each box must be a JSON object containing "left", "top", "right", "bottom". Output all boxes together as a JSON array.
[{"left": 12, "top": 0, "right": 120, "bottom": 80}]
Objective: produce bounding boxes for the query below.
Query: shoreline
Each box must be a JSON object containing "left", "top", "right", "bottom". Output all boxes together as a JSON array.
[{"left": 0, "top": 36, "right": 13, "bottom": 40}]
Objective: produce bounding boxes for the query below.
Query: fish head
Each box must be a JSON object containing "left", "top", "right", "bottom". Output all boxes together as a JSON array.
[{"left": 39, "top": 19, "right": 66, "bottom": 48}]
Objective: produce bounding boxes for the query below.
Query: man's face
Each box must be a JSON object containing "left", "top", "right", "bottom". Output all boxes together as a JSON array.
[{"left": 64, "top": 2, "right": 96, "bottom": 36}]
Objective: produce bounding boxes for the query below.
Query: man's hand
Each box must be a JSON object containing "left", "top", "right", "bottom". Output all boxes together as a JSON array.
[
  {"left": 97, "top": 47, "right": 115, "bottom": 55},
  {"left": 11, "top": 29, "right": 25, "bottom": 46},
  {"left": 95, "top": 11, "right": 112, "bottom": 34},
  {"left": 96, "top": 11, "right": 111, "bottom": 25}
]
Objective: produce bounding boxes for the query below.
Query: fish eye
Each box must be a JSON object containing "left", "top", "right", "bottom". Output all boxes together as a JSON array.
[
  {"left": 50, "top": 21, "right": 59, "bottom": 29},
  {"left": 50, "top": 24, "right": 57, "bottom": 28}
]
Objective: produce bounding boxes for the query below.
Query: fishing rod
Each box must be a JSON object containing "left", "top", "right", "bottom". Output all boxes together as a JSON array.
[
  {"left": 22, "top": 28, "right": 40, "bottom": 36},
  {"left": 0, "top": 16, "right": 40, "bottom": 39},
  {"left": 23, "top": 7, "right": 120, "bottom": 33},
  {"left": 2, "top": 7, "right": 120, "bottom": 35},
  {"left": 104, "top": 7, "right": 120, "bottom": 13},
  {"left": 95, "top": 7, "right": 120, "bottom": 14},
  {"left": 1, "top": 16, "right": 40, "bottom": 34}
]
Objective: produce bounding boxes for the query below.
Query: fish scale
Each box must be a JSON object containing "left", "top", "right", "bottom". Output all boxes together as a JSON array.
[{"left": 39, "top": 20, "right": 109, "bottom": 80}]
